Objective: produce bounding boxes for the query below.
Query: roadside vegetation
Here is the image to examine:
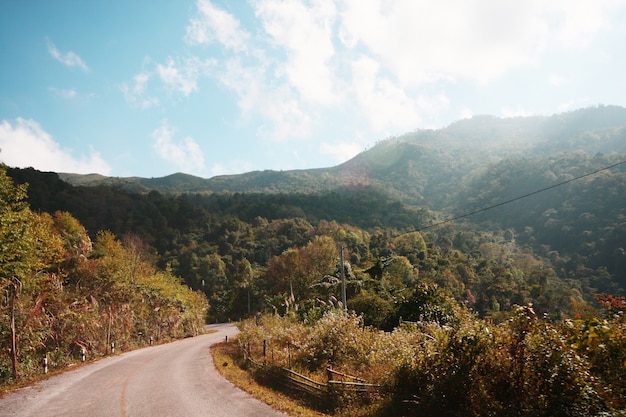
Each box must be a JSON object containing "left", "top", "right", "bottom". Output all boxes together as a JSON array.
[
  {"left": 212, "top": 339, "right": 329, "bottom": 417},
  {"left": 0, "top": 165, "right": 208, "bottom": 387},
  {"left": 235, "top": 301, "right": 626, "bottom": 416}
]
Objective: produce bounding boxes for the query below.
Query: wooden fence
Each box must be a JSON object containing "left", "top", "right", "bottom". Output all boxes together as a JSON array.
[
  {"left": 327, "top": 368, "right": 381, "bottom": 394},
  {"left": 284, "top": 367, "right": 327, "bottom": 399},
  {"left": 241, "top": 340, "right": 382, "bottom": 402}
]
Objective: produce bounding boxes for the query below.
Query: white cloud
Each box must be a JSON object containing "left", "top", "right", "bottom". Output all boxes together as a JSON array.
[
  {"left": 157, "top": 57, "right": 214, "bottom": 97},
  {"left": 350, "top": 56, "right": 417, "bottom": 130},
  {"left": 210, "top": 159, "right": 253, "bottom": 177},
  {"left": 151, "top": 120, "right": 205, "bottom": 175},
  {"left": 121, "top": 71, "right": 160, "bottom": 109},
  {"left": 337, "top": 0, "right": 619, "bottom": 86},
  {"left": 548, "top": 0, "right": 616, "bottom": 48},
  {"left": 183, "top": 0, "right": 324, "bottom": 141},
  {"left": 255, "top": 0, "right": 338, "bottom": 105},
  {"left": 0, "top": 118, "right": 110, "bottom": 174},
  {"left": 219, "top": 58, "right": 312, "bottom": 141},
  {"left": 548, "top": 74, "right": 569, "bottom": 86},
  {"left": 319, "top": 140, "right": 361, "bottom": 163},
  {"left": 350, "top": 56, "right": 449, "bottom": 132},
  {"left": 122, "top": 56, "right": 214, "bottom": 108},
  {"left": 46, "top": 38, "right": 89, "bottom": 72},
  {"left": 500, "top": 106, "right": 533, "bottom": 118},
  {"left": 460, "top": 108, "right": 474, "bottom": 119},
  {"left": 49, "top": 87, "right": 78, "bottom": 99},
  {"left": 181, "top": 0, "right": 623, "bottom": 152},
  {"left": 185, "top": 0, "right": 250, "bottom": 51},
  {"left": 557, "top": 98, "right": 590, "bottom": 112}
]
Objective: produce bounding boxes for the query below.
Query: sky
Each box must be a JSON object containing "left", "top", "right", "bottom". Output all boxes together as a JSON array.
[{"left": 1, "top": 0, "right": 626, "bottom": 179}]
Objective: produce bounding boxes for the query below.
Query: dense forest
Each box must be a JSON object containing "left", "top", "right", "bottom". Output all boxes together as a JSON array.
[
  {"left": 8, "top": 107, "right": 625, "bottom": 323},
  {"left": 0, "top": 167, "right": 207, "bottom": 385},
  {"left": 10, "top": 154, "right": 625, "bottom": 322},
  {"left": 2, "top": 106, "right": 626, "bottom": 413}
]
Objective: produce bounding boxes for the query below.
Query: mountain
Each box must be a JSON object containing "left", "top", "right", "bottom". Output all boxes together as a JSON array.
[
  {"left": 58, "top": 105, "right": 626, "bottom": 209},
  {"left": 58, "top": 172, "right": 209, "bottom": 194},
  {"left": 6, "top": 105, "right": 626, "bottom": 308}
]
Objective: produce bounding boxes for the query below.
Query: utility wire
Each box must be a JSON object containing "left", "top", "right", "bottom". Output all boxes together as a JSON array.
[{"left": 418, "top": 158, "right": 626, "bottom": 232}]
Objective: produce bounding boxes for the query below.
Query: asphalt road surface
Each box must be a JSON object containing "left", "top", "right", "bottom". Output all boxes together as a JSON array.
[{"left": 0, "top": 323, "right": 285, "bottom": 417}]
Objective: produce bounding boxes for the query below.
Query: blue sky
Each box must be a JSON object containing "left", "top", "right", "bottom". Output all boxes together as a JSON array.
[{"left": 1, "top": 0, "right": 626, "bottom": 178}]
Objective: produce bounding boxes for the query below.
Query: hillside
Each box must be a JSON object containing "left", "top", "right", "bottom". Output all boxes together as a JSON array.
[
  {"left": 58, "top": 105, "right": 626, "bottom": 210},
  {"left": 3, "top": 105, "right": 626, "bottom": 413},
  {"left": 7, "top": 105, "right": 626, "bottom": 315}
]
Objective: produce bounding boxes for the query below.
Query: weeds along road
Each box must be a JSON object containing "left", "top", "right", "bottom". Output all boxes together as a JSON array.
[{"left": 0, "top": 323, "right": 285, "bottom": 417}]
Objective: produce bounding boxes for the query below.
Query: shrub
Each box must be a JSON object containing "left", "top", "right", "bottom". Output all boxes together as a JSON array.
[
  {"left": 238, "top": 305, "right": 624, "bottom": 416},
  {"left": 388, "top": 305, "right": 613, "bottom": 417}
]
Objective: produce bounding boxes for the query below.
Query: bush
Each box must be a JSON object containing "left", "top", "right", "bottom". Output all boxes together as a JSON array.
[
  {"left": 238, "top": 305, "right": 625, "bottom": 417},
  {"left": 390, "top": 305, "right": 611, "bottom": 417}
]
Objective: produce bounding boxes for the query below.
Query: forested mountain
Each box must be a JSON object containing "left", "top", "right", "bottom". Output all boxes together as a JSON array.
[
  {"left": 3, "top": 104, "right": 625, "bottom": 412},
  {"left": 8, "top": 106, "right": 626, "bottom": 315},
  {"left": 58, "top": 105, "right": 626, "bottom": 208}
]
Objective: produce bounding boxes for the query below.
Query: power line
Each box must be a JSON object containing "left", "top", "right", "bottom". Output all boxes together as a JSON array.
[{"left": 418, "top": 158, "right": 626, "bottom": 232}]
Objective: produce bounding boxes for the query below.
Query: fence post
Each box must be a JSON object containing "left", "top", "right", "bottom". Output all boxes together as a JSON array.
[
  {"left": 287, "top": 341, "right": 291, "bottom": 369},
  {"left": 263, "top": 340, "right": 267, "bottom": 365},
  {"left": 42, "top": 356, "right": 48, "bottom": 374}
]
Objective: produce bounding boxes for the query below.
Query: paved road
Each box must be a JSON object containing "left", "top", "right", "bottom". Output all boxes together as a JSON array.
[{"left": 0, "top": 324, "right": 285, "bottom": 417}]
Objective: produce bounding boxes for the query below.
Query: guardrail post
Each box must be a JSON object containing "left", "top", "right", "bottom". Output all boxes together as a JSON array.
[
  {"left": 42, "top": 355, "right": 48, "bottom": 374},
  {"left": 287, "top": 341, "right": 291, "bottom": 369}
]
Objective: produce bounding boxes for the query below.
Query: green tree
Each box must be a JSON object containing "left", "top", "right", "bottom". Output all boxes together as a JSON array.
[
  {"left": 231, "top": 258, "right": 255, "bottom": 318},
  {"left": 199, "top": 253, "right": 229, "bottom": 321},
  {"left": 0, "top": 166, "right": 38, "bottom": 381},
  {"left": 393, "top": 231, "right": 427, "bottom": 264},
  {"left": 0, "top": 166, "right": 65, "bottom": 381},
  {"left": 396, "top": 282, "right": 460, "bottom": 325}
]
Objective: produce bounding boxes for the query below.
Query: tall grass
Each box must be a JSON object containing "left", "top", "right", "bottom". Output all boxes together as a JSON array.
[{"left": 238, "top": 306, "right": 626, "bottom": 416}]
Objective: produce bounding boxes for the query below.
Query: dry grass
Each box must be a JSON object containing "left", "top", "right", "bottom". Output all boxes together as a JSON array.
[{"left": 211, "top": 340, "right": 330, "bottom": 417}]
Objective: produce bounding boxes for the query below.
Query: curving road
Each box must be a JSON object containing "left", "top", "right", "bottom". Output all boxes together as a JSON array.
[{"left": 0, "top": 324, "right": 285, "bottom": 417}]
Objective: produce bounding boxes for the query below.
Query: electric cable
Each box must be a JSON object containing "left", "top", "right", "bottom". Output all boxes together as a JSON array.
[{"left": 418, "top": 158, "right": 626, "bottom": 232}]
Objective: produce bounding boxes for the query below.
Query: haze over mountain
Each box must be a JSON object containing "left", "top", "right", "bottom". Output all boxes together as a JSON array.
[
  {"left": 3, "top": 1, "right": 626, "bottom": 179},
  {"left": 6, "top": 104, "right": 626, "bottom": 318},
  {"left": 57, "top": 105, "right": 626, "bottom": 208}
]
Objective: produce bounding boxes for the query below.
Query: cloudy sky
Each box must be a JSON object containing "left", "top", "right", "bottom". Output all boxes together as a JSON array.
[{"left": 1, "top": 0, "right": 625, "bottom": 178}]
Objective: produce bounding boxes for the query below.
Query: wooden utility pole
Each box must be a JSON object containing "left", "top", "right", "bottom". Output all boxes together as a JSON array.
[
  {"left": 340, "top": 245, "right": 347, "bottom": 312},
  {"left": 9, "top": 277, "right": 20, "bottom": 381}
]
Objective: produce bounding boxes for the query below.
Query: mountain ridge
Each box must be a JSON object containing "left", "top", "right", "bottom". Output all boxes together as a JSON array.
[{"left": 56, "top": 105, "right": 626, "bottom": 207}]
